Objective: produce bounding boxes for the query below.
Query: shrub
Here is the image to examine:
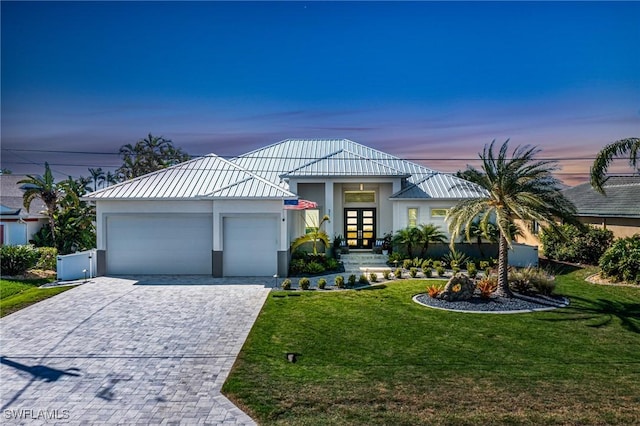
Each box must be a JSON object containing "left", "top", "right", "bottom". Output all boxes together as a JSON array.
[
  {"left": 306, "top": 261, "right": 326, "bottom": 275},
  {"left": 281, "top": 279, "right": 292, "bottom": 290},
  {"left": 422, "top": 267, "right": 432, "bottom": 278},
  {"left": 0, "top": 245, "right": 38, "bottom": 276},
  {"left": 335, "top": 275, "right": 345, "bottom": 288},
  {"left": 369, "top": 272, "right": 378, "bottom": 283},
  {"left": 326, "top": 258, "right": 340, "bottom": 271},
  {"left": 317, "top": 278, "right": 327, "bottom": 289},
  {"left": 599, "top": 235, "right": 640, "bottom": 284},
  {"left": 432, "top": 260, "right": 443, "bottom": 269},
  {"left": 466, "top": 262, "right": 477, "bottom": 278},
  {"left": 477, "top": 277, "right": 497, "bottom": 299},
  {"left": 541, "top": 224, "right": 614, "bottom": 265},
  {"left": 298, "top": 277, "right": 310, "bottom": 290},
  {"left": 436, "top": 266, "right": 446, "bottom": 277},
  {"left": 359, "top": 274, "right": 369, "bottom": 285},
  {"left": 348, "top": 274, "right": 357, "bottom": 287},
  {"left": 412, "top": 257, "right": 423, "bottom": 267},
  {"left": 388, "top": 252, "right": 403, "bottom": 265},
  {"left": 427, "top": 284, "right": 441, "bottom": 298},
  {"left": 288, "top": 259, "right": 307, "bottom": 275},
  {"left": 35, "top": 247, "right": 58, "bottom": 271},
  {"left": 409, "top": 267, "right": 418, "bottom": 278},
  {"left": 442, "top": 250, "right": 470, "bottom": 269},
  {"left": 479, "top": 260, "right": 490, "bottom": 270},
  {"left": 403, "top": 259, "right": 413, "bottom": 270},
  {"left": 394, "top": 268, "right": 402, "bottom": 279},
  {"left": 421, "top": 259, "right": 433, "bottom": 269},
  {"left": 452, "top": 266, "right": 461, "bottom": 275},
  {"left": 509, "top": 267, "right": 556, "bottom": 295},
  {"left": 383, "top": 270, "right": 392, "bottom": 280}
]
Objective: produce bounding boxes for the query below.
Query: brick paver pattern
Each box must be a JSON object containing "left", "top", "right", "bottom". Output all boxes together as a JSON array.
[{"left": 0, "top": 277, "right": 270, "bottom": 425}]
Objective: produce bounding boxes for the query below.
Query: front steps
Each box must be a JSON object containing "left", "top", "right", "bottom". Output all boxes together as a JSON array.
[{"left": 340, "top": 252, "right": 391, "bottom": 275}]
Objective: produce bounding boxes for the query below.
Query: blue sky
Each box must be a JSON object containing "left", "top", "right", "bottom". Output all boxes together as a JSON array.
[{"left": 2, "top": 1, "right": 639, "bottom": 185}]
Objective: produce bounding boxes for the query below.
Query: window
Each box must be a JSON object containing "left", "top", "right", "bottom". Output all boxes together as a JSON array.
[
  {"left": 344, "top": 191, "right": 375, "bottom": 203},
  {"left": 431, "top": 208, "right": 448, "bottom": 218},
  {"left": 530, "top": 221, "right": 540, "bottom": 235},
  {"left": 408, "top": 208, "right": 418, "bottom": 227},
  {"left": 305, "top": 209, "right": 319, "bottom": 234}
]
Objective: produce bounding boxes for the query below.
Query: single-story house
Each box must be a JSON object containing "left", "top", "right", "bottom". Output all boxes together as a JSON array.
[
  {"left": 0, "top": 174, "right": 48, "bottom": 246},
  {"left": 85, "top": 139, "right": 485, "bottom": 277}
]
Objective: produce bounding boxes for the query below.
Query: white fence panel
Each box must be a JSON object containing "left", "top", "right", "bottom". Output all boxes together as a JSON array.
[
  {"left": 508, "top": 243, "right": 539, "bottom": 267},
  {"left": 57, "top": 249, "right": 97, "bottom": 281}
]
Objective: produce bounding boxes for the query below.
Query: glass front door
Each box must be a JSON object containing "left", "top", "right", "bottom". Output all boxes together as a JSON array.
[{"left": 345, "top": 208, "right": 376, "bottom": 249}]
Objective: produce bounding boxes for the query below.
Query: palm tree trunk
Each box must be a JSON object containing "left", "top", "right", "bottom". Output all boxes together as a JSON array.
[{"left": 495, "top": 234, "right": 513, "bottom": 297}]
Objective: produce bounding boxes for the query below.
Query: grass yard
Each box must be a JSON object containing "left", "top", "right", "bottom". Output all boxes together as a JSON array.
[
  {"left": 223, "top": 265, "right": 640, "bottom": 425},
  {"left": 0, "top": 278, "right": 73, "bottom": 317}
]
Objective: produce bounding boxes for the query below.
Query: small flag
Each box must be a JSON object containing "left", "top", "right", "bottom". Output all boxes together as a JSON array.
[{"left": 283, "top": 199, "right": 318, "bottom": 210}]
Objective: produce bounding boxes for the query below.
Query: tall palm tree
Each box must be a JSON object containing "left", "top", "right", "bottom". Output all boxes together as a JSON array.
[
  {"left": 291, "top": 214, "right": 331, "bottom": 255},
  {"left": 88, "top": 167, "right": 105, "bottom": 191},
  {"left": 447, "top": 140, "right": 577, "bottom": 297},
  {"left": 418, "top": 223, "right": 447, "bottom": 257},
  {"left": 18, "top": 162, "right": 60, "bottom": 244},
  {"left": 590, "top": 137, "right": 639, "bottom": 194}
]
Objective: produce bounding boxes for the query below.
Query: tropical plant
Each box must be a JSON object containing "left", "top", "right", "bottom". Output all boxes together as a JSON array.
[
  {"left": 117, "top": 133, "right": 191, "bottom": 180},
  {"left": 369, "top": 272, "right": 378, "bottom": 283},
  {"left": 394, "top": 268, "right": 403, "bottom": 279},
  {"left": 298, "top": 277, "right": 311, "bottom": 290},
  {"left": 334, "top": 275, "right": 345, "bottom": 288},
  {"left": 383, "top": 270, "right": 392, "bottom": 280},
  {"left": 477, "top": 277, "right": 498, "bottom": 299},
  {"left": 348, "top": 274, "right": 357, "bottom": 287},
  {"left": 590, "top": 137, "right": 640, "bottom": 194},
  {"left": 427, "top": 284, "right": 441, "bottom": 298},
  {"left": 409, "top": 267, "right": 418, "bottom": 278},
  {"left": 441, "top": 249, "right": 470, "bottom": 269},
  {"left": 0, "top": 245, "right": 38, "bottom": 276},
  {"left": 447, "top": 140, "right": 577, "bottom": 296},
  {"left": 358, "top": 274, "right": 369, "bottom": 285},
  {"left": 88, "top": 167, "right": 105, "bottom": 191},
  {"left": 18, "top": 162, "right": 60, "bottom": 245},
  {"left": 392, "top": 227, "right": 422, "bottom": 258},
  {"left": 281, "top": 279, "right": 292, "bottom": 290},
  {"left": 417, "top": 224, "right": 447, "bottom": 257},
  {"left": 317, "top": 278, "right": 327, "bottom": 290},
  {"left": 291, "top": 214, "right": 330, "bottom": 256}
]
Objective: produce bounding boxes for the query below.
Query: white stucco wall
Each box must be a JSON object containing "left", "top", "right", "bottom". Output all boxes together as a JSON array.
[{"left": 392, "top": 199, "right": 461, "bottom": 239}]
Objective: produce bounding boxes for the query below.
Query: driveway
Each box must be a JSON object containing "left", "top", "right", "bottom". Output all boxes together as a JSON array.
[{"left": 0, "top": 277, "right": 270, "bottom": 425}]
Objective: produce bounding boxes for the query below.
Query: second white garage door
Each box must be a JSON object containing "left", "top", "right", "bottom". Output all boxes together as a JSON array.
[
  {"left": 106, "top": 214, "right": 213, "bottom": 275},
  {"left": 223, "top": 216, "right": 278, "bottom": 276}
]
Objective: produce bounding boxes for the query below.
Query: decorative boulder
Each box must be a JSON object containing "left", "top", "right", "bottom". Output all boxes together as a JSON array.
[{"left": 438, "top": 273, "right": 476, "bottom": 302}]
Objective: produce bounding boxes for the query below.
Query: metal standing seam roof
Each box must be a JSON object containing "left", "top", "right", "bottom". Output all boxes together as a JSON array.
[
  {"left": 84, "top": 154, "right": 296, "bottom": 200},
  {"left": 232, "top": 138, "right": 485, "bottom": 199}
]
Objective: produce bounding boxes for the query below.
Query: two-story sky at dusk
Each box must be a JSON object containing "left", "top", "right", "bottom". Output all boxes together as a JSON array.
[{"left": 2, "top": 1, "right": 639, "bottom": 185}]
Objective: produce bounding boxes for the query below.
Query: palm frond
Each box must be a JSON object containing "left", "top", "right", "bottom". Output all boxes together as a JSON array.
[{"left": 590, "top": 137, "right": 640, "bottom": 193}]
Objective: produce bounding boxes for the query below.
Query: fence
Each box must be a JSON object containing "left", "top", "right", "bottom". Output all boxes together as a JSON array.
[{"left": 56, "top": 249, "right": 97, "bottom": 281}]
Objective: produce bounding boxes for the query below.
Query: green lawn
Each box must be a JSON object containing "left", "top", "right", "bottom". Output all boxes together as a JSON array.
[
  {"left": 0, "top": 278, "right": 74, "bottom": 317},
  {"left": 223, "top": 266, "right": 640, "bottom": 425}
]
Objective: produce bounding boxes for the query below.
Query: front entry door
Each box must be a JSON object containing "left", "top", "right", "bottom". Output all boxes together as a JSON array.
[{"left": 345, "top": 208, "right": 376, "bottom": 249}]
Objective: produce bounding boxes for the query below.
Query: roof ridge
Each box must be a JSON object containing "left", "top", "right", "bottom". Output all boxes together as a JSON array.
[{"left": 283, "top": 148, "right": 345, "bottom": 175}]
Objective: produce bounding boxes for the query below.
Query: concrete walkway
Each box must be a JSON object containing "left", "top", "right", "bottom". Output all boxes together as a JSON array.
[{"left": 0, "top": 276, "right": 270, "bottom": 425}]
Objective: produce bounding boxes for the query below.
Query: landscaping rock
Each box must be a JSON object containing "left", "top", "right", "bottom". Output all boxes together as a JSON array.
[{"left": 438, "top": 273, "right": 476, "bottom": 301}]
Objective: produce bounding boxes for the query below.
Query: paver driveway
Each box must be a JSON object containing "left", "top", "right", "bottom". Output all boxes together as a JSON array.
[{"left": 0, "top": 277, "right": 270, "bottom": 425}]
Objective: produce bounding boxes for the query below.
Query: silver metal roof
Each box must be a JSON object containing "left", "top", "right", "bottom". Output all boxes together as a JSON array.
[
  {"left": 232, "top": 139, "right": 485, "bottom": 199},
  {"left": 84, "top": 154, "right": 296, "bottom": 200}
]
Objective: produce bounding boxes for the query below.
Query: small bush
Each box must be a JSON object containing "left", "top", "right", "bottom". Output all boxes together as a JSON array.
[
  {"left": 317, "top": 278, "right": 327, "bottom": 289},
  {"left": 427, "top": 284, "right": 441, "bottom": 298},
  {"left": 281, "top": 279, "right": 292, "bottom": 290},
  {"left": 335, "top": 275, "right": 345, "bottom": 288},
  {"left": 599, "top": 235, "right": 640, "bottom": 284},
  {"left": 421, "top": 259, "right": 433, "bottom": 269},
  {"left": 479, "top": 260, "right": 490, "bottom": 270},
  {"left": 422, "top": 267, "right": 432, "bottom": 278},
  {"left": 0, "top": 245, "right": 38, "bottom": 276},
  {"left": 466, "top": 262, "right": 477, "bottom": 278},
  {"left": 369, "top": 272, "right": 378, "bottom": 282},
  {"left": 452, "top": 266, "right": 461, "bottom": 275},
  {"left": 306, "top": 262, "right": 326, "bottom": 275},
  {"left": 409, "top": 267, "right": 418, "bottom": 278},
  {"left": 388, "top": 252, "right": 403, "bottom": 265},
  {"left": 436, "top": 266, "right": 446, "bottom": 277},
  {"left": 348, "top": 274, "right": 357, "bottom": 287},
  {"left": 509, "top": 267, "right": 556, "bottom": 295},
  {"left": 394, "top": 268, "right": 403, "bottom": 279},
  {"left": 477, "top": 277, "right": 497, "bottom": 299},
  {"left": 403, "top": 259, "right": 413, "bottom": 270},
  {"left": 383, "top": 270, "right": 392, "bottom": 280},
  {"left": 359, "top": 274, "right": 369, "bottom": 285},
  {"left": 35, "top": 247, "right": 58, "bottom": 271},
  {"left": 412, "top": 257, "right": 423, "bottom": 267},
  {"left": 432, "top": 260, "right": 443, "bottom": 269},
  {"left": 326, "top": 258, "right": 340, "bottom": 271},
  {"left": 298, "top": 277, "right": 310, "bottom": 290}
]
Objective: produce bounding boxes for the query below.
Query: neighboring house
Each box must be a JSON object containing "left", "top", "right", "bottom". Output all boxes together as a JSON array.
[
  {"left": 563, "top": 176, "right": 640, "bottom": 238},
  {"left": 85, "top": 139, "right": 484, "bottom": 277},
  {"left": 517, "top": 175, "right": 640, "bottom": 247},
  {"left": 0, "top": 175, "right": 48, "bottom": 246}
]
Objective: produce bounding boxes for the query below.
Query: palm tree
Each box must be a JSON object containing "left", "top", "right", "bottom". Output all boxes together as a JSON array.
[
  {"left": 418, "top": 223, "right": 447, "bottom": 257},
  {"left": 590, "top": 137, "right": 639, "bottom": 194},
  {"left": 392, "top": 227, "right": 422, "bottom": 259},
  {"left": 88, "top": 167, "right": 105, "bottom": 191},
  {"left": 291, "top": 214, "right": 331, "bottom": 255},
  {"left": 105, "top": 171, "right": 119, "bottom": 187},
  {"left": 18, "top": 162, "right": 60, "bottom": 244},
  {"left": 447, "top": 140, "right": 577, "bottom": 297}
]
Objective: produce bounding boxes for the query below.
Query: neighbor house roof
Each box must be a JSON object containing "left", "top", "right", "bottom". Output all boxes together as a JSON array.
[
  {"left": 0, "top": 174, "right": 47, "bottom": 217},
  {"left": 232, "top": 139, "right": 485, "bottom": 199},
  {"left": 562, "top": 176, "right": 640, "bottom": 218},
  {"left": 84, "top": 154, "right": 296, "bottom": 200}
]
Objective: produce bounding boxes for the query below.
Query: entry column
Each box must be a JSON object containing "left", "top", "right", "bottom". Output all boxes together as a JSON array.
[{"left": 325, "top": 181, "right": 334, "bottom": 237}]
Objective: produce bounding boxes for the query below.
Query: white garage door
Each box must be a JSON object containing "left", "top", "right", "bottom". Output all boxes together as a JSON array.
[
  {"left": 106, "top": 214, "right": 213, "bottom": 275},
  {"left": 223, "top": 216, "right": 278, "bottom": 276}
]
